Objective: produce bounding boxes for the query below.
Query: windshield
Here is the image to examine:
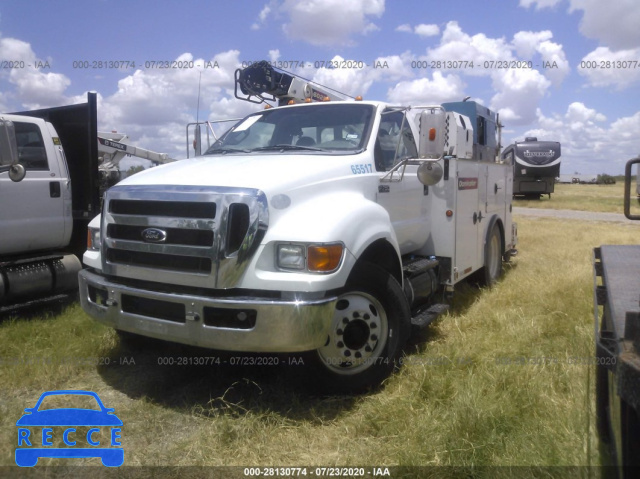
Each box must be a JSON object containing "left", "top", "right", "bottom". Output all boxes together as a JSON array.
[{"left": 204, "top": 103, "right": 375, "bottom": 155}]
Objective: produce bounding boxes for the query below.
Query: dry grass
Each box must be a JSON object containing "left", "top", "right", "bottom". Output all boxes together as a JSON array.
[
  {"left": 1, "top": 215, "right": 639, "bottom": 477},
  {"left": 514, "top": 182, "right": 636, "bottom": 213}
]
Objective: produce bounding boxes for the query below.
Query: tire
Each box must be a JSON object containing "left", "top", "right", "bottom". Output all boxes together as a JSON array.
[
  {"left": 309, "top": 262, "right": 411, "bottom": 393},
  {"left": 478, "top": 222, "right": 503, "bottom": 287}
]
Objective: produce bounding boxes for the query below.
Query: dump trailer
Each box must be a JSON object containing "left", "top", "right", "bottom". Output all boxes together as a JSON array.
[
  {"left": 0, "top": 93, "right": 99, "bottom": 311},
  {"left": 594, "top": 156, "right": 640, "bottom": 476},
  {"left": 79, "top": 62, "right": 517, "bottom": 392},
  {"left": 503, "top": 136, "right": 561, "bottom": 198}
]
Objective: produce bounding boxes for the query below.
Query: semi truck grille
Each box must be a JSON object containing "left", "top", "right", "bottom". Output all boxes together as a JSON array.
[
  {"left": 102, "top": 185, "right": 268, "bottom": 289},
  {"left": 107, "top": 224, "right": 214, "bottom": 247},
  {"left": 110, "top": 199, "right": 216, "bottom": 218},
  {"left": 107, "top": 249, "right": 212, "bottom": 274}
]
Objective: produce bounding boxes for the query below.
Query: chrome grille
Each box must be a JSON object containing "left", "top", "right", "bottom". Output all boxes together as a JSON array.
[{"left": 102, "top": 185, "right": 268, "bottom": 289}]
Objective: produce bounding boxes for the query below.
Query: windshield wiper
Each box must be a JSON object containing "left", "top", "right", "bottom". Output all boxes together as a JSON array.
[
  {"left": 204, "top": 147, "right": 252, "bottom": 155},
  {"left": 251, "top": 144, "right": 324, "bottom": 152}
]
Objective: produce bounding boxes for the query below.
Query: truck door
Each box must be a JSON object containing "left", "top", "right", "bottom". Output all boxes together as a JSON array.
[
  {"left": 0, "top": 120, "right": 66, "bottom": 255},
  {"left": 374, "top": 109, "right": 428, "bottom": 254},
  {"left": 455, "top": 159, "right": 482, "bottom": 280}
]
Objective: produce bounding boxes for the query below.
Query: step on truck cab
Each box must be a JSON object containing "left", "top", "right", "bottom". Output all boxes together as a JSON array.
[{"left": 79, "top": 62, "right": 517, "bottom": 392}]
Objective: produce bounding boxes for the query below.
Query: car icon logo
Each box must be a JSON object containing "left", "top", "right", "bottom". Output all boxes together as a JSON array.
[
  {"left": 15, "top": 390, "right": 123, "bottom": 467},
  {"left": 141, "top": 227, "right": 167, "bottom": 243}
]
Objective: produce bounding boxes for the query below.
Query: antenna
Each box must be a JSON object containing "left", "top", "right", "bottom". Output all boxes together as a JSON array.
[
  {"left": 194, "top": 71, "right": 203, "bottom": 156},
  {"left": 196, "top": 71, "right": 202, "bottom": 124}
]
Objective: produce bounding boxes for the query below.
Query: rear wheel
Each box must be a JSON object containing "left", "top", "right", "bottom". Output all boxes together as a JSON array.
[
  {"left": 310, "top": 262, "right": 410, "bottom": 393},
  {"left": 478, "top": 223, "right": 503, "bottom": 287}
]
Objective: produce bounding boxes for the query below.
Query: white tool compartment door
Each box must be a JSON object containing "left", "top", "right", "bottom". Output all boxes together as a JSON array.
[
  {"left": 454, "top": 160, "right": 482, "bottom": 280},
  {"left": 485, "top": 162, "right": 507, "bottom": 217}
]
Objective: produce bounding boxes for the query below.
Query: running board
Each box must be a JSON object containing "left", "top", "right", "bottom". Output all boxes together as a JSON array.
[{"left": 411, "top": 303, "right": 449, "bottom": 330}]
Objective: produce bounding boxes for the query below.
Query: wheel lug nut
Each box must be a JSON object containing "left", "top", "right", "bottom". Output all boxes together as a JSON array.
[
  {"left": 337, "top": 341, "right": 344, "bottom": 348},
  {"left": 363, "top": 314, "right": 370, "bottom": 320},
  {"left": 370, "top": 323, "right": 377, "bottom": 329},
  {"left": 337, "top": 328, "right": 343, "bottom": 335},
  {"left": 342, "top": 318, "right": 349, "bottom": 324},
  {"left": 365, "top": 346, "right": 372, "bottom": 352},
  {"left": 353, "top": 311, "right": 359, "bottom": 318},
  {"left": 355, "top": 352, "right": 362, "bottom": 358},
  {"left": 371, "top": 334, "right": 378, "bottom": 341},
  {"left": 344, "top": 350, "right": 351, "bottom": 357}
]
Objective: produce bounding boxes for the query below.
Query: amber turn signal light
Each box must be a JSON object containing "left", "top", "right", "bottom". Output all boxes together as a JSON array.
[{"left": 307, "top": 244, "right": 343, "bottom": 272}]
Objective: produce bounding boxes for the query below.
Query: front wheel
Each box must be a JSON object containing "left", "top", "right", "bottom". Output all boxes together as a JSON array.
[{"left": 309, "top": 262, "right": 410, "bottom": 393}]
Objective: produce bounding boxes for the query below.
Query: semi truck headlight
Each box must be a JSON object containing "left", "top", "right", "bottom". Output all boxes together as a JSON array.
[
  {"left": 277, "top": 244, "right": 305, "bottom": 270},
  {"left": 276, "top": 243, "right": 344, "bottom": 273},
  {"left": 87, "top": 227, "right": 101, "bottom": 251}
]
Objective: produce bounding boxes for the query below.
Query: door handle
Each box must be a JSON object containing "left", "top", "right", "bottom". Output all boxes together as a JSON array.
[
  {"left": 49, "top": 181, "right": 61, "bottom": 198},
  {"left": 494, "top": 183, "right": 502, "bottom": 194}
]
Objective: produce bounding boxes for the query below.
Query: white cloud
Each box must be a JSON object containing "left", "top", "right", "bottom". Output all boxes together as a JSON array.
[
  {"left": 302, "top": 55, "right": 375, "bottom": 97},
  {"left": 396, "top": 24, "right": 413, "bottom": 33},
  {"left": 269, "top": 49, "right": 280, "bottom": 63},
  {"left": 370, "top": 52, "right": 416, "bottom": 83},
  {"left": 518, "top": 0, "right": 563, "bottom": 10},
  {"left": 0, "top": 36, "right": 71, "bottom": 109},
  {"left": 101, "top": 51, "right": 240, "bottom": 129},
  {"left": 252, "top": 3, "right": 274, "bottom": 30},
  {"left": 414, "top": 24, "right": 439, "bottom": 37},
  {"left": 425, "top": 21, "right": 513, "bottom": 77},
  {"left": 421, "top": 22, "right": 568, "bottom": 125},
  {"left": 386, "top": 72, "right": 466, "bottom": 105},
  {"left": 569, "top": 0, "right": 640, "bottom": 50},
  {"left": 578, "top": 46, "right": 640, "bottom": 89},
  {"left": 512, "top": 31, "right": 553, "bottom": 58},
  {"left": 565, "top": 102, "right": 606, "bottom": 123},
  {"left": 280, "top": 0, "right": 385, "bottom": 46},
  {"left": 490, "top": 69, "right": 551, "bottom": 124},
  {"left": 512, "top": 31, "right": 569, "bottom": 86}
]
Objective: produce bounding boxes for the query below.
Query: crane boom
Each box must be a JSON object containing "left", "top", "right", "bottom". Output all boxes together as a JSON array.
[
  {"left": 98, "top": 133, "right": 174, "bottom": 170},
  {"left": 234, "top": 61, "right": 354, "bottom": 106}
]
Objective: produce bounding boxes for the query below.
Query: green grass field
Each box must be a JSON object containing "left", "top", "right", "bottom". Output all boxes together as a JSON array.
[
  {"left": 1, "top": 186, "right": 639, "bottom": 477},
  {"left": 514, "top": 181, "right": 638, "bottom": 214}
]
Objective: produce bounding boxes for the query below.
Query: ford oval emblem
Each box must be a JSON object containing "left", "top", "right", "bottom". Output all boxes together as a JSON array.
[{"left": 141, "top": 228, "right": 167, "bottom": 243}]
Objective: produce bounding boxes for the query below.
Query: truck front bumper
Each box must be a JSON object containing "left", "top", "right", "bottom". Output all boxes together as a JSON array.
[{"left": 78, "top": 269, "right": 337, "bottom": 353}]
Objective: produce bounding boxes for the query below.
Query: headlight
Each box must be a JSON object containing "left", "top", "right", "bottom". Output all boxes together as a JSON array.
[
  {"left": 87, "top": 227, "right": 101, "bottom": 251},
  {"left": 276, "top": 242, "right": 344, "bottom": 273},
  {"left": 277, "top": 244, "right": 305, "bottom": 270}
]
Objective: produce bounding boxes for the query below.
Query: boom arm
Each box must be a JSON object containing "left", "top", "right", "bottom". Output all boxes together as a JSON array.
[
  {"left": 98, "top": 134, "right": 174, "bottom": 170},
  {"left": 234, "top": 61, "right": 354, "bottom": 106}
]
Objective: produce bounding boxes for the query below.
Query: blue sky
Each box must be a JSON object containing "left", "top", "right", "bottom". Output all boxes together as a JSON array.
[{"left": 1, "top": 0, "right": 639, "bottom": 174}]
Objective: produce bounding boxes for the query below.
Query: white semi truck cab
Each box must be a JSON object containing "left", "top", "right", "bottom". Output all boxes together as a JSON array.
[{"left": 79, "top": 63, "right": 517, "bottom": 391}]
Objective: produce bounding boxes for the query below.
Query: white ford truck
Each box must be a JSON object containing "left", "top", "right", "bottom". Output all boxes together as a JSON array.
[
  {"left": 0, "top": 95, "right": 100, "bottom": 311},
  {"left": 79, "top": 62, "right": 517, "bottom": 391}
]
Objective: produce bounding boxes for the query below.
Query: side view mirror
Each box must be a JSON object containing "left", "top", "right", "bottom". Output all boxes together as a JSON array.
[
  {"left": 9, "top": 163, "right": 26, "bottom": 182},
  {"left": 417, "top": 161, "right": 443, "bottom": 186},
  {"left": 624, "top": 156, "right": 640, "bottom": 220},
  {"left": 0, "top": 117, "right": 25, "bottom": 182}
]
